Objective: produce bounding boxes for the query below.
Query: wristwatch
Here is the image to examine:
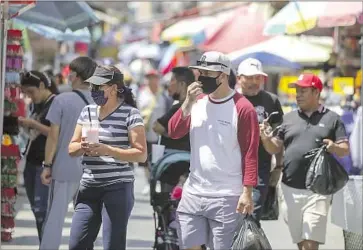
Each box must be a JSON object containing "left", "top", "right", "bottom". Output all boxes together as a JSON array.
[{"left": 42, "top": 161, "right": 52, "bottom": 169}]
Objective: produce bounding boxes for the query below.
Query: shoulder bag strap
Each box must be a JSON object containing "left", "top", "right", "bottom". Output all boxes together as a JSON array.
[{"left": 73, "top": 90, "right": 90, "bottom": 105}]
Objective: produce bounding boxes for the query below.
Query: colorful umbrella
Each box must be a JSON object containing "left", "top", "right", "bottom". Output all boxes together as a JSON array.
[
  {"left": 264, "top": 1, "right": 363, "bottom": 35},
  {"left": 161, "top": 16, "right": 213, "bottom": 42},
  {"left": 231, "top": 52, "right": 302, "bottom": 72},
  {"left": 228, "top": 35, "right": 333, "bottom": 63},
  {"left": 200, "top": 4, "right": 270, "bottom": 54}
]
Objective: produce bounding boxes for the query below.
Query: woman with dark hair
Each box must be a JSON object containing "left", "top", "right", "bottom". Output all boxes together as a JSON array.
[
  {"left": 68, "top": 65, "right": 147, "bottom": 250},
  {"left": 18, "top": 70, "right": 57, "bottom": 242}
]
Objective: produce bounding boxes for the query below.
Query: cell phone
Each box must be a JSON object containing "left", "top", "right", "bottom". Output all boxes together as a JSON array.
[{"left": 266, "top": 111, "right": 279, "bottom": 123}]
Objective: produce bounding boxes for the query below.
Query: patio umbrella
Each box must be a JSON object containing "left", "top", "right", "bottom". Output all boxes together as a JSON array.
[
  {"left": 231, "top": 52, "right": 302, "bottom": 72},
  {"left": 264, "top": 1, "right": 363, "bottom": 35},
  {"left": 13, "top": 19, "right": 91, "bottom": 43},
  {"left": 161, "top": 16, "right": 213, "bottom": 42},
  {"left": 200, "top": 3, "right": 271, "bottom": 54},
  {"left": 228, "top": 35, "right": 333, "bottom": 64},
  {"left": 9, "top": 1, "right": 99, "bottom": 31}
]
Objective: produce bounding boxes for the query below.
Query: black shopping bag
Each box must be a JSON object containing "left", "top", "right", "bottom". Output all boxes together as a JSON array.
[
  {"left": 304, "top": 145, "right": 349, "bottom": 195},
  {"left": 231, "top": 215, "right": 272, "bottom": 250},
  {"left": 261, "top": 186, "right": 279, "bottom": 221}
]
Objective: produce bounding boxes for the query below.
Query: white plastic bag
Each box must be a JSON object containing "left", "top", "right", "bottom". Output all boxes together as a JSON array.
[{"left": 331, "top": 176, "right": 363, "bottom": 234}]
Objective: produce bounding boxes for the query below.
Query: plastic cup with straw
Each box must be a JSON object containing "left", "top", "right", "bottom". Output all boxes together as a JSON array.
[{"left": 82, "top": 107, "right": 99, "bottom": 143}]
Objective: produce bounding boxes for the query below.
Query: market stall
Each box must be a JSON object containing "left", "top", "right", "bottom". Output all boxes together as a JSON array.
[
  {"left": 0, "top": 0, "right": 99, "bottom": 242},
  {"left": 0, "top": 0, "right": 35, "bottom": 242},
  {"left": 263, "top": 0, "right": 363, "bottom": 105},
  {"left": 1, "top": 0, "right": 35, "bottom": 168}
]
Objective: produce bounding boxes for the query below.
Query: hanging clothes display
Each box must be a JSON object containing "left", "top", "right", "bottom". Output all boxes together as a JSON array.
[{"left": 1, "top": 29, "right": 24, "bottom": 242}]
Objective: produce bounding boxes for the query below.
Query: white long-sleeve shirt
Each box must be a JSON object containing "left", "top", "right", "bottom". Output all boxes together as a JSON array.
[{"left": 350, "top": 106, "right": 362, "bottom": 170}]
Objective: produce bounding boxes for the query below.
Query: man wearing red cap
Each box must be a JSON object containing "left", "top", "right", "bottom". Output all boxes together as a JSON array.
[{"left": 260, "top": 73, "right": 350, "bottom": 250}]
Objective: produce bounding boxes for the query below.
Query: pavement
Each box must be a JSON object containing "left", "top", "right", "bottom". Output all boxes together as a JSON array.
[{"left": 2, "top": 168, "right": 344, "bottom": 249}]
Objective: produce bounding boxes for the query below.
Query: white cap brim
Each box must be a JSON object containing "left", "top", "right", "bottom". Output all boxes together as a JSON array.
[
  {"left": 85, "top": 75, "right": 111, "bottom": 85},
  {"left": 238, "top": 70, "right": 267, "bottom": 77}
]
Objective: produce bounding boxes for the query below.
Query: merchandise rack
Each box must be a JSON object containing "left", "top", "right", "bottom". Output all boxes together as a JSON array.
[
  {"left": 1, "top": 1, "right": 35, "bottom": 243},
  {"left": 1, "top": 28, "right": 24, "bottom": 242}
]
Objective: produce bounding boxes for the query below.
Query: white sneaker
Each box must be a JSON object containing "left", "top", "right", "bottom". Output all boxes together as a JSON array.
[{"left": 142, "top": 185, "right": 150, "bottom": 195}]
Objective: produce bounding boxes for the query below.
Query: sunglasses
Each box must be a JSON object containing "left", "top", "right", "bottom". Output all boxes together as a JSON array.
[
  {"left": 23, "top": 71, "right": 41, "bottom": 81},
  {"left": 89, "top": 84, "right": 125, "bottom": 94},
  {"left": 89, "top": 84, "right": 107, "bottom": 91},
  {"left": 196, "top": 60, "right": 228, "bottom": 68}
]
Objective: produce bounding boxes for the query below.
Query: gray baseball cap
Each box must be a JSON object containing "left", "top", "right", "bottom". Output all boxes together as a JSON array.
[
  {"left": 85, "top": 66, "right": 123, "bottom": 85},
  {"left": 190, "top": 51, "right": 231, "bottom": 75}
]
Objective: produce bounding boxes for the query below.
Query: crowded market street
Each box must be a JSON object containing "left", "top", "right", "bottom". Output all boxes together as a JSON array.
[
  {"left": 2, "top": 168, "right": 344, "bottom": 250},
  {"left": 1, "top": 1, "right": 362, "bottom": 249}
]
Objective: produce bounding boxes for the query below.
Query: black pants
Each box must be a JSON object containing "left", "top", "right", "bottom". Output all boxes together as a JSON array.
[
  {"left": 252, "top": 166, "right": 270, "bottom": 227},
  {"left": 69, "top": 182, "right": 134, "bottom": 250}
]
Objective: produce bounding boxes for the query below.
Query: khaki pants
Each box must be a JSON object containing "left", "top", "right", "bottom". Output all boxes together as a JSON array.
[{"left": 280, "top": 183, "right": 332, "bottom": 244}]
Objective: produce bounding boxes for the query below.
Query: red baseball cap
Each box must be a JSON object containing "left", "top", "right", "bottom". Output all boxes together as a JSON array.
[{"left": 294, "top": 73, "right": 323, "bottom": 92}]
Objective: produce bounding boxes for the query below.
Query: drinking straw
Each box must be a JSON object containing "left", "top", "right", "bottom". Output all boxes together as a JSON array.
[
  {"left": 88, "top": 107, "right": 92, "bottom": 127},
  {"left": 157, "top": 135, "right": 161, "bottom": 145}
]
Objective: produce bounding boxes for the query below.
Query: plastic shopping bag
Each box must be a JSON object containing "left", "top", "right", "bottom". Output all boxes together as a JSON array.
[
  {"left": 304, "top": 145, "right": 349, "bottom": 195},
  {"left": 231, "top": 215, "right": 272, "bottom": 250},
  {"left": 261, "top": 186, "right": 279, "bottom": 220}
]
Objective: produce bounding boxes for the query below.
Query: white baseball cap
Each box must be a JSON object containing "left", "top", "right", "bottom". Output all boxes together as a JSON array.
[
  {"left": 237, "top": 58, "right": 267, "bottom": 77},
  {"left": 190, "top": 51, "right": 231, "bottom": 75}
]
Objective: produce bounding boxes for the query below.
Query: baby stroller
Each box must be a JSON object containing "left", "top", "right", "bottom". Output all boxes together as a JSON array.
[{"left": 150, "top": 150, "right": 190, "bottom": 250}]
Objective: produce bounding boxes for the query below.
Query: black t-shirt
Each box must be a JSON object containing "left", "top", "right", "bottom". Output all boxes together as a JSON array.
[
  {"left": 157, "top": 103, "right": 190, "bottom": 152},
  {"left": 277, "top": 108, "right": 347, "bottom": 189},
  {"left": 244, "top": 90, "right": 284, "bottom": 169},
  {"left": 26, "top": 95, "right": 55, "bottom": 165}
]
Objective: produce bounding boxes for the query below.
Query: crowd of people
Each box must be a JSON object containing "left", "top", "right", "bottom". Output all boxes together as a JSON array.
[{"left": 15, "top": 51, "right": 362, "bottom": 250}]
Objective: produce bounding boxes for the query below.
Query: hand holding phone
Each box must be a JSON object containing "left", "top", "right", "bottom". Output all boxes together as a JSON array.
[{"left": 265, "top": 111, "right": 279, "bottom": 124}]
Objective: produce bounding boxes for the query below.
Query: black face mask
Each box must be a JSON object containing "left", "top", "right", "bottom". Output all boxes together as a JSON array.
[{"left": 198, "top": 74, "right": 222, "bottom": 94}]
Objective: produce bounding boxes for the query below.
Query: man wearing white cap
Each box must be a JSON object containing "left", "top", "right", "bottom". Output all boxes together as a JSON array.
[
  {"left": 168, "top": 51, "right": 259, "bottom": 249},
  {"left": 237, "top": 58, "right": 284, "bottom": 227}
]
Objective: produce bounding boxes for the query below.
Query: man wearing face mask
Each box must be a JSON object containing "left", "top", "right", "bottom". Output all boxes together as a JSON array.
[
  {"left": 153, "top": 67, "right": 194, "bottom": 152},
  {"left": 168, "top": 52, "right": 259, "bottom": 250},
  {"left": 39, "top": 57, "right": 97, "bottom": 250},
  {"left": 236, "top": 58, "right": 284, "bottom": 227}
]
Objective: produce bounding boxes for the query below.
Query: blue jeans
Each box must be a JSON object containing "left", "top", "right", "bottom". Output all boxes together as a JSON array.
[
  {"left": 69, "top": 182, "right": 134, "bottom": 250},
  {"left": 252, "top": 166, "right": 270, "bottom": 227},
  {"left": 23, "top": 162, "right": 49, "bottom": 242}
]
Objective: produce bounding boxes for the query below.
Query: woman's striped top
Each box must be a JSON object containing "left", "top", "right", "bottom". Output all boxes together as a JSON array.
[{"left": 77, "top": 103, "right": 144, "bottom": 187}]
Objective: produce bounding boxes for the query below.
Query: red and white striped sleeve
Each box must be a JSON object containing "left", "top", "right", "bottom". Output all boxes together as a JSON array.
[{"left": 233, "top": 94, "right": 259, "bottom": 187}]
